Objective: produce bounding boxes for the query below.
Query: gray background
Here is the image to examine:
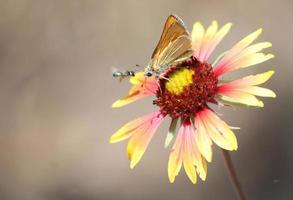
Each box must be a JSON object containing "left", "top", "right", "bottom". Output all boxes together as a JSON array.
[{"left": 0, "top": 0, "right": 292, "bottom": 200}]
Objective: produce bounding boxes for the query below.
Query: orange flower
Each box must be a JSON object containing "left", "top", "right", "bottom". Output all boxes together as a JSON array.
[{"left": 110, "top": 21, "right": 275, "bottom": 184}]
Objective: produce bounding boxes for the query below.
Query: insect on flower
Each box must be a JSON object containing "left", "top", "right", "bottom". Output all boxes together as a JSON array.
[
  {"left": 113, "top": 70, "right": 135, "bottom": 82},
  {"left": 110, "top": 15, "right": 276, "bottom": 184},
  {"left": 144, "top": 15, "right": 194, "bottom": 78}
]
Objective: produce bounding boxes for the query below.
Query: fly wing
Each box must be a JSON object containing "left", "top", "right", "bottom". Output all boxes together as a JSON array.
[
  {"left": 154, "top": 35, "right": 193, "bottom": 72},
  {"left": 151, "top": 15, "right": 189, "bottom": 60}
]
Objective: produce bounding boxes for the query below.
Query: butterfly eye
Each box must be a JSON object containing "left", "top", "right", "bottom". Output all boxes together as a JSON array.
[{"left": 145, "top": 72, "right": 152, "bottom": 77}]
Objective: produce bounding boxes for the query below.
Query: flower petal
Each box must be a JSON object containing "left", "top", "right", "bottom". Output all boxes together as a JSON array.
[
  {"left": 110, "top": 113, "right": 154, "bottom": 143},
  {"left": 198, "top": 21, "right": 218, "bottom": 61},
  {"left": 235, "top": 42, "right": 272, "bottom": 59},
  {"left": 112, "top": 86, "right": 150, "bottom": 108},
  {"left": 192, "top": 21, "right": 232, "bottom": 62},
  {"left": 238, "top": 86, "right": 276, "bottom": 97},
  {"left": 229, "top": 70, "right": 275, "bottom": 86},
  {"left": 164, "top": 118, "right": 178, "bottom": 148},
  {"left": 217, "top": 71, "right": 276, "bottom": 106},
  {"left": 184, "top": 123, "right": 200, "bottom": 184},
  {"left": 110, "top": 111, "right": 164, "bottom": 168},
  {"left": 214, "top": 29, "right": 273, "bottom": 76},
  {"left": 200, "top": 109, "right": 238, "bottom": 151},
  {"left": 197, "top": 157, "right": 207, "bottom": 181},
  {"left": 168, "top": 126, "right": 184, "bottom": 183},
  {"left": 194, "top": 116, "right": 213, "bottom": 162},
  {"left": 218, "top": 91, "right": 264, "bottom": 107},
  {"left": 126, "top": 112, "right": 165, "bottom": 168},
  {"left": 192, "top": 22, "right": 205, "bottom": 59},
  {"left": 200, "top": 22, "right": 232, "bottom": 62},
  {"left": 215, "top": 53, "right": 274, "bottom": 76},
  {"left": 217, "top": 29, "right": 263, "bottom": 66},
  {"left": 168, "top": 121, "right": 205, "bottom": 183},
  {"left": 112, "top": 72, "right": 158, "bottom": 108}
]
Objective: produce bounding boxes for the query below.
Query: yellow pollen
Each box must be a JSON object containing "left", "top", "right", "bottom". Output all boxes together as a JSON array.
[{"left": 165, "top": 68, "right": 194, "bottom": 95}]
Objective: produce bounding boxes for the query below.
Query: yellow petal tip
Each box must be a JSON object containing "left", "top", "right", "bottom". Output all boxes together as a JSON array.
[
  {"left": 200, "top": 176, "right": 206, "bottom": 181},
  {"left": 225, "top": 22, "right": 233, "bottom": 27},
  {"left": 267, "top": 54, "right": 275, "bottom": 59},
  {"left": 271, "top": 91, "right": 277, "bottom": 98},
  {"left": 193, "top": 21, "right": 203, "bottom": 28},
  {"left": 130, "top": 160, "right": 138, "bottom": 169},
  {"left": 112, "top": 100, "right": 123, "bottom": 108},
  {"left": 267, "top": 70, "right": 275, "bottom": 76},
  {"left": 169, "top": 177, "right": 175, "bottom": 183},
  {"left": 257, "top": 28, "right": 263, "bottom": 34},
  {"left": 206, "top": 156, "right": 212, "bottom": 163},
  {"left": 109, "top": 135, "right": 118, "bottom": 143},
  {"left": 267, "top": 42, "right": 272, "bottom": 47}
]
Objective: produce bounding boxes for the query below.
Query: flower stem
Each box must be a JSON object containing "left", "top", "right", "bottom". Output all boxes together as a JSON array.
[{"left": 221, "top": 150, "right": 246, "bottom": 200}]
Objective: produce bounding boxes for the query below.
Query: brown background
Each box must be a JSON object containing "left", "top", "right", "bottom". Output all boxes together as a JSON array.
[{"left": 0, "top": 0, "right": 292, "bottom": 200}]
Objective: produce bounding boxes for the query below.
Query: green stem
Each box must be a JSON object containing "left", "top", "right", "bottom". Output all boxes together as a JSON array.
[{"left": 222, "top": 150, "right": 246, "bottom": 200}]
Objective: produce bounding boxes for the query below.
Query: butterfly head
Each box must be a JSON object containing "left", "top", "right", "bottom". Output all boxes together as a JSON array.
[
  {"left": 144, "top": 71, "right": 153, "bottom": 77},
  {"left": 144, "top": 65, "right": 153, "bottom": 77}
]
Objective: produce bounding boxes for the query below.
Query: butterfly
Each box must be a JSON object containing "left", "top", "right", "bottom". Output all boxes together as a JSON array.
[{"left": 144, "top": 14, "right": 194, "bottom": 77}]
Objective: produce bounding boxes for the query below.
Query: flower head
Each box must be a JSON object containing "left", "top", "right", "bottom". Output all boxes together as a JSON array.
[{"left": 110, "top": 21, "right": 275, "bottom": 183}]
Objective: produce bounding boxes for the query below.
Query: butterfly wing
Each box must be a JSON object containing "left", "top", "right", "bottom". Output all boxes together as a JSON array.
[
  {"left": 153, "top": 35, "right": 194, "bottom": 73},
  {"left": 151, "top": 15, "right": 190, "bottom": 60}
]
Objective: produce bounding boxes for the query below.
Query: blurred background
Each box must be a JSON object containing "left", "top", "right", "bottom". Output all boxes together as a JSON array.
[{"left": 0, "top": 0, "right": 292, "bottom": 199}]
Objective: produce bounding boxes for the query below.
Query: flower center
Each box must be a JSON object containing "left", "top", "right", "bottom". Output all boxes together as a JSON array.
[
  {"left": 165, "top": 68, "right": 194, "bottom": 95},
  {"left": 153, "top": 57, "right": 218, "bottom": 120}
]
